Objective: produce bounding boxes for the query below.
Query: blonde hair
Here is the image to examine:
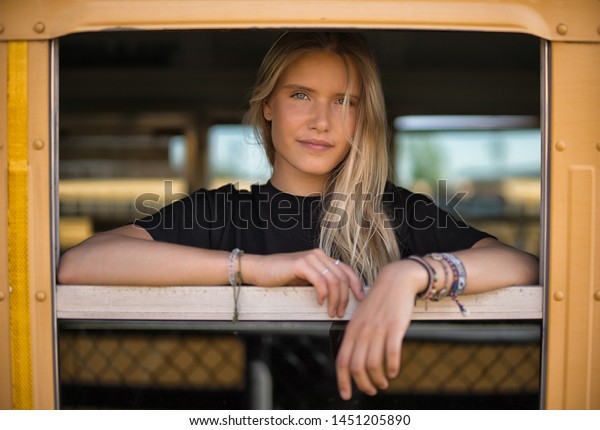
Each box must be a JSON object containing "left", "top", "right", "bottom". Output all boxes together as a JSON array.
[{"left": 244, "top": 32, "right": 401, "bottom": 285}]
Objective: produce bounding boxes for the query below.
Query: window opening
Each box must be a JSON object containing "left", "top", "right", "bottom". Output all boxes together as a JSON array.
[
  {"left": 59, "top": 133, "right": 189, "bottom": 251},
  {"left": 207, "top": 124, "right": 271, "bottom": 190},
  {"left": 394, "top": 115, "right": 541, "bottom": 256},
  {"left": 56, "top": 29, "right": 543, "bottom": 410}
]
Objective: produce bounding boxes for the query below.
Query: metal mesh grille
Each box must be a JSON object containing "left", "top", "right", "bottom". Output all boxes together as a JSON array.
[
  {"left": 391, "top": 342, "right": 539, "bottom": 393},
  {"left": 58, "top": 324, "right": 540, "bottom": 409},
  {"left": 59, "top": 331, "right": 245, "bottom": 390}
]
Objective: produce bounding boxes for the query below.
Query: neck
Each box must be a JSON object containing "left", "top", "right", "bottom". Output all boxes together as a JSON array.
[{"left": 270, "top": 170, "right": 326, "bottom": 196}]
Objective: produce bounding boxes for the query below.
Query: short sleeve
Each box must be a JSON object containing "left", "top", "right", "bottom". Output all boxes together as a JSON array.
[
  {"left": 388, "top": 185, "right": 494, "bottom": 257},
  {"left": 133, "top": 186, "right": 232, "bottom": 249}
]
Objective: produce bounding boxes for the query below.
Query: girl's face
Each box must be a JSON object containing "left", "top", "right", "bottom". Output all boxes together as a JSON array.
[{"left": 263, "top": 50, "right": 360, "bottom": 195}]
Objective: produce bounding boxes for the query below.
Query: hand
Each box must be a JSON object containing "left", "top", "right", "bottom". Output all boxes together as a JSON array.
[
  {"left": 245, "top": 249, "right": 365, "bottom": 318},
  {"left": 335, "top": 259, "right": 427, "bottom": 399}
]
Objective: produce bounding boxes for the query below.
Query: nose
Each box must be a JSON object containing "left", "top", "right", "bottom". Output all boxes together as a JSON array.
[{"left": 309, "top": 102, "right": 330, "bottom": 132}]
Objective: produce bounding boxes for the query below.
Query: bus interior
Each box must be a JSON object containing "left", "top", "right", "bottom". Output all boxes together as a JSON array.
[{"left": 56, "top": 29, "right": 543, "bottom": 409}]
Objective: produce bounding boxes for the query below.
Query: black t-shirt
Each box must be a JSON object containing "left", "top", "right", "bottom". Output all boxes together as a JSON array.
[{"left": 135, "top": 181, "right": 492, "bottom": 257}]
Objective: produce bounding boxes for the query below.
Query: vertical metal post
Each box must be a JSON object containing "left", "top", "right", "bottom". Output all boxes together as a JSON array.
[
  {"left": 538, "top": 38, "right": 550, "bottom": 410},
  {"left": 27, "top": 40, "right": 55, "bottom": 410},
  {"left": 7, "top": 40, "right": 33, "bottom": 410},
  {"left": 545, "top": 41, "right": 600, "bottom": 409},
  {"left": 5, "top": 40, "right": 55, "bottom": 409},
  {"left": 0, "top": 40, "right": 13, "bottom": 410}
]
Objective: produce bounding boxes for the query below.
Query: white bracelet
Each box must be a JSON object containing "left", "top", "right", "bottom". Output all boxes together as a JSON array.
[
  {"left": 228, "top": 248, "right": 243, "bottom": 286},
  {"left": 228, "top": 248, "right": 244, "bottom": 322}
]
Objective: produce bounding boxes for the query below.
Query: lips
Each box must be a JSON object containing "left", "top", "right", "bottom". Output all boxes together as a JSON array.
[{"left": 299, "top": 139, "right": 334, "bottom": 152}]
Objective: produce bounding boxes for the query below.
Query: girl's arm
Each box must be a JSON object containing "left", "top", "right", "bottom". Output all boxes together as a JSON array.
[
  {"left": 334, "top": 237, "right": 539, "bottom": 400},
  {"left": 58, "top": 224, "right": 232, "bottom": 286},
  {"left": 57, "top": 224, "right": 364, "bottom": 317}
]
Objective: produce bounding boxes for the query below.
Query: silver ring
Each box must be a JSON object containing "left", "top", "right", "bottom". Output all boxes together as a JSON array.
[
  {"left": 321, "top": 268, "right": 330, "bottom": 276},
  {"left": 334, "top": 259, "right": 341, "bottom": 266}
]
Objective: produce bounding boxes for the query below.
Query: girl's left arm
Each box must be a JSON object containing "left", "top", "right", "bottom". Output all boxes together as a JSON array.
[
  {"left": 335, "top": 237, "right": 539, "bottom": 400},
  {"left": 444, "top": 237, "right": 539, "bottom": 293}
]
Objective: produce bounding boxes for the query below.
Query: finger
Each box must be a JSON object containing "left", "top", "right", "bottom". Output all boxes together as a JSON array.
[
  {"left": 325, "top": 262, "right": 350, "bottom": 317},
  {"left": 307, "top": 253, "right": 343, "bottom": 317},
  {"left": 298, "top": 257, "right": 329, "bottom": 306},
  {"left": 336, "top": 272, "right": 350, "bottom": 317},
  {"left": 365, "top": 329, "right": 389, "bottom": 390},
  {"left": 305, "top": 258, "right": 339, "bottom": 317},
  {"left": 385, "top": 321, "right": 406, "bottom": 379},
  {"left": 312, "top": 268, "right": 330, "bottom": 308},
  {"left": 338, "top": 263, "right": 365, "bottom": 300},
  {"left": 347, "top": 325, "right": 378, "bottom": 396},
  {"left": 335, "top": 331, "right": 355, "bottom": 400},
  {"left": 303, "top": 252, "right": 356, "bottom": 317},
  {"left": 323, "top": 268, "right": 341, "bottom": 318},
  {"left": 304, "top": 249, "right": 335, "bottom": 306}
]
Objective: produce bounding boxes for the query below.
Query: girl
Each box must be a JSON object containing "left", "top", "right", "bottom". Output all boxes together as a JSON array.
[{"left": 58, "top": 32, "right": 539, "bottom": 400}]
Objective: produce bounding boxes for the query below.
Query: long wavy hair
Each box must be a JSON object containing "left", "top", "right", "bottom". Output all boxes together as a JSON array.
[{"left": 244, "top": 32, "right": 401, "bottom": 285}]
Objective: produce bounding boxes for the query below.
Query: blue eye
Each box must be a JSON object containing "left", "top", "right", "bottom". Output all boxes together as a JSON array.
[
  {"left": 336, "top": 97, "right": 356, "bottom": 106},
  {"left": 292, "top": 93, "right": 308, "bottom": 100}
]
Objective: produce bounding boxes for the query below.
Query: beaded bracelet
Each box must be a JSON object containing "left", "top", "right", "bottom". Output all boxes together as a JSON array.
[
  {"left": 442, "top": 253, "right": 467, "bottom": 295},
  {"left": 407, "top": 255, "right": 438, "bottom": 300},
  {"left": 427, "top": 253, "right": 468, "bottom": 316},
  {"left": 427, "top": 253, "right": 450, "bottom": 301},
  {"left": 228, "top": 248, "right": 244, "bottom": 322}
]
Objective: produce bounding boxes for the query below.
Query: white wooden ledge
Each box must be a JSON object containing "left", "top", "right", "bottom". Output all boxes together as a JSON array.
[{"left": 56, "top": 285, "right": 543, "bottom": 321}]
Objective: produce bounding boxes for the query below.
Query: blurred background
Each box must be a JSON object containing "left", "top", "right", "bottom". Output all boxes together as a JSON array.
[{"left": 58, "top": 30, "right": 540, "bottom": 254}]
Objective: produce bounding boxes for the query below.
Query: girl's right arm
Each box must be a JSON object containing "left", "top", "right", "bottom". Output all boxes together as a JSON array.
[
  {"left": 57, "top": 224, "right": 231, "bottom": 286},
  {"left": 57, "top": 224, "right": 363, "bottom": 317}
]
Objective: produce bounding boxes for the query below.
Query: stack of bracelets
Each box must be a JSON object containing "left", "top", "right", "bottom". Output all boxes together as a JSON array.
[{"left": 408, "top": 253, "right": 468, "bottom": 316}]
